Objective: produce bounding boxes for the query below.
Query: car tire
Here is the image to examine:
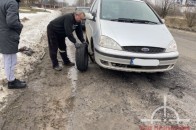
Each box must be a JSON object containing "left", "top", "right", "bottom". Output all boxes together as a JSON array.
[
  {"left": 75, "top": 43, "right": 89, "bottom": 72},
  {"left": 87, "top": 37, "right": 95, "bottom": 63}
]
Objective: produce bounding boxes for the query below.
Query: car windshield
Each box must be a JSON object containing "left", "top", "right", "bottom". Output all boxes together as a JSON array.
[{"left": 100, "top": 0, "right": 161, "bottom": 24}]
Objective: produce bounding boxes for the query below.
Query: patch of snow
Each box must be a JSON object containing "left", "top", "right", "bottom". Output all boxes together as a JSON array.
[{"left": 19, "top": 9, "right": 31, "bottom": 12}]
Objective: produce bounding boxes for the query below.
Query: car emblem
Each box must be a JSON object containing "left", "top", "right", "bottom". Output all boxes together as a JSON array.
[{"left": 141, "top": 47, "right": 150, "bottom": 52}]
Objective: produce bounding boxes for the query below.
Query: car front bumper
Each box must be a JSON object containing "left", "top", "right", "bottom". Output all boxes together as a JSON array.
[{"left": 94, "top": 46, "right": 179, "bottom": 72}]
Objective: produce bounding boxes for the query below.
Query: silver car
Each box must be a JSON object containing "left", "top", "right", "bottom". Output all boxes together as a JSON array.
[{"left": 85, "top": 0, "right": 179, "bottom": 72}]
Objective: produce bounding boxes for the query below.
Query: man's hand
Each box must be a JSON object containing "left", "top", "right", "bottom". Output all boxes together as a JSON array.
[
  {"left": 74, "top": 43, "right": 80, "bottom": 48},
  {"left": 74, "top": 42, "right": 88, "bottom": 49},
  {"left": 82, "top": 41, "right": 88, "bottom": 45}
]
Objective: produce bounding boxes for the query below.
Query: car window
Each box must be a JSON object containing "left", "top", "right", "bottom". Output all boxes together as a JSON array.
[{"left": 100, "top": 0, "right": 161, "bottom": 23}]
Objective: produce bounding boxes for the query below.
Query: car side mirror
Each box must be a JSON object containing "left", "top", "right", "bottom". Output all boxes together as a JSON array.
[
  {"left": 92, "top": 12, "right": 96, "bottom": 17},
  {"left": 85, "top": 12, "right": 93, "bottom": 19},
  {"left": 85, "top": 12, "right": 96, "bottom": 21},
  {"left": 161, "top": 19, "right": 165, "bottom": 23},
  {"left": 91, "top": 12, "right": 96, "bottom": 21}
]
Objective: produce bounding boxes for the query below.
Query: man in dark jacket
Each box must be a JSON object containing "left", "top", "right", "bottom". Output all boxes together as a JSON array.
[
  {"left": 47, "top": 11, "right": 86, "bottom": 71},
  {"left": 0, "top": 0, "right": 26, "bottom": 89}
]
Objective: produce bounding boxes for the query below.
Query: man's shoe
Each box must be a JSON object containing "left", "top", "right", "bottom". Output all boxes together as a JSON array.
[
  {"left": 64, "top": 62, "right": 75, "bottom": 66},
  {"left": 53, "top": 65, "right": 63, "bottom": 71},
  {"left": 8, "top": 79, "right": 27, "bottom": 89}
]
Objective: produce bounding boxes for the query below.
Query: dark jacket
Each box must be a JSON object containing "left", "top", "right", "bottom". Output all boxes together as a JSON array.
[
  {"left": 49, "top": 13, "right": 85, "bottom": 44},
  {"left": 0, "top": 0, "right": 23, "bottom": 54}
]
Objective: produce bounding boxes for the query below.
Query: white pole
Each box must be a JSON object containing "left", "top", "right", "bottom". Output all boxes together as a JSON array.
[{"left": 84, "top": 0, "right": 85, "bottom": 6}]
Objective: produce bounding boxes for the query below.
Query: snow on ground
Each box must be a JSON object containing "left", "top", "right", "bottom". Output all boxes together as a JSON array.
[{"left": 0, "top": 9, "right": 61, "bottom": 111}]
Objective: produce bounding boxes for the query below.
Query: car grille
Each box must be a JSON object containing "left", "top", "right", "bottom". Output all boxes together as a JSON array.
[
  {"left": 122, "top": 46, "right": 165, "bottom": 53},
  {"left": 111, "top": 63, "right": 171, "bottom": 70}
]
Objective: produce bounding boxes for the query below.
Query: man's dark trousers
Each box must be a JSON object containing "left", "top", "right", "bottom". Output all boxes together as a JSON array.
[{"left": 47, "top": 24, "right": 70, "bottom": 68}]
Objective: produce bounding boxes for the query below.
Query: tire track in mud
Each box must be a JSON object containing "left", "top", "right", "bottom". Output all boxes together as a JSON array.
[
  {"left": 62, "top": 39, "right": 196, "bottom": 129},
  {"left": 65, "top": 61, "right": 196, "bottom": 129},
  {"left": 113, "top": 62, "right": 196, "bottom": 127}
]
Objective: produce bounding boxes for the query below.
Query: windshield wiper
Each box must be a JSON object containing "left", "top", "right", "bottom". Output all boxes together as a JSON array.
[
  {"left": 110, "top": 18, "right": 158, "bottom": 24},
  {"left": 110, "top": 18, "right": 133, "bottom": 22},
  {"left": 135, "top": 19, "right": 158, "bottom": 24}
]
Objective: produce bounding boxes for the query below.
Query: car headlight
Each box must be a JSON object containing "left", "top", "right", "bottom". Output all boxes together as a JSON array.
[
  {"left": 165, "top": 40, "right": 177, "bottom": 52},
  {"left": 99, "top": 36, "right": 122, "bottom": 50}
]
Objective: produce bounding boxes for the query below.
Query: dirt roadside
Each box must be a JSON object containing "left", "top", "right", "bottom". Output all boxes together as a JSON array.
[{"left": 0, "top": 34, "right": 76, "bottom": 130}]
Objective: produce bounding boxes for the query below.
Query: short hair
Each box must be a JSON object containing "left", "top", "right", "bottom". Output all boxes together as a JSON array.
[{"left": 74, "top": 11, "right": 86, "bottom": 17}]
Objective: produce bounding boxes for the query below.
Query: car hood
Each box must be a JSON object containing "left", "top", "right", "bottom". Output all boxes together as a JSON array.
[{"left": 100, "top": 20, "right": 174, "bottom": 48}]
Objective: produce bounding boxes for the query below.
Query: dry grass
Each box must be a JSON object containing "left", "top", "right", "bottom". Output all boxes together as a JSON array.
[{"left": 165, "top": 16, "right": 196, "bottom": 32}]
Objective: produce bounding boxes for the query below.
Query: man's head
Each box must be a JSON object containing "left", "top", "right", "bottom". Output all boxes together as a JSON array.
[{"left": 74, "top": 11, "right": 85, "bottom": 22}]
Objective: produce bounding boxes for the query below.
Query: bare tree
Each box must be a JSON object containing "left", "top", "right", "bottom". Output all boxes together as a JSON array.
[
  {"left": 20, "top": 0, "right": 40, "bottom": 6},
  {"left": 184, "top": 6, "right": 196, "bottom": 27},
  {"left": 74, "top": 0, "right": 88, "bottom": 6},
  {"left": 155, "top": 0, "right": 176, "bottom": 18},
  {"left": 49, "top": 0, "right": 57, "bottom": 8},
  {"left": 72, "top": 0, "right": 94, "bottom": 7}
]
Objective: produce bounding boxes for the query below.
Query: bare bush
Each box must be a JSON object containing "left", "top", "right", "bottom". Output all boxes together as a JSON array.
[
  {"left": 74, "top": 0, "right": 89, "bottom": 6},
  {"left": 184, "top": 6, "right": 196, "bottom": 27},
  {"left": 20, "top": 0, "right": 62, "bottom": 8},
  {"left": 169, "top": 4, "right": 183, "bottom": 16},
  {"left": 146, "top": 0, "right": 178, "bottom": 18},
  {"left": 21, "top": 0, "right": 39, "bottom": 6},
  {"left": 158, "top": 0, "right": 176, "bottom": 18}
]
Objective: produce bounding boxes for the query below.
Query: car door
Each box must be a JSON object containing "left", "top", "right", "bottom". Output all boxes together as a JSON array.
[{"left": 85, "top": 0, "right": 99, "bottom": 53}]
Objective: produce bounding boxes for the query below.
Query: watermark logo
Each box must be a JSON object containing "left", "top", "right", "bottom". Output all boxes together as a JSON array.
[{"left": 140, "top": 96, "right": 190, "bottom": 130}]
